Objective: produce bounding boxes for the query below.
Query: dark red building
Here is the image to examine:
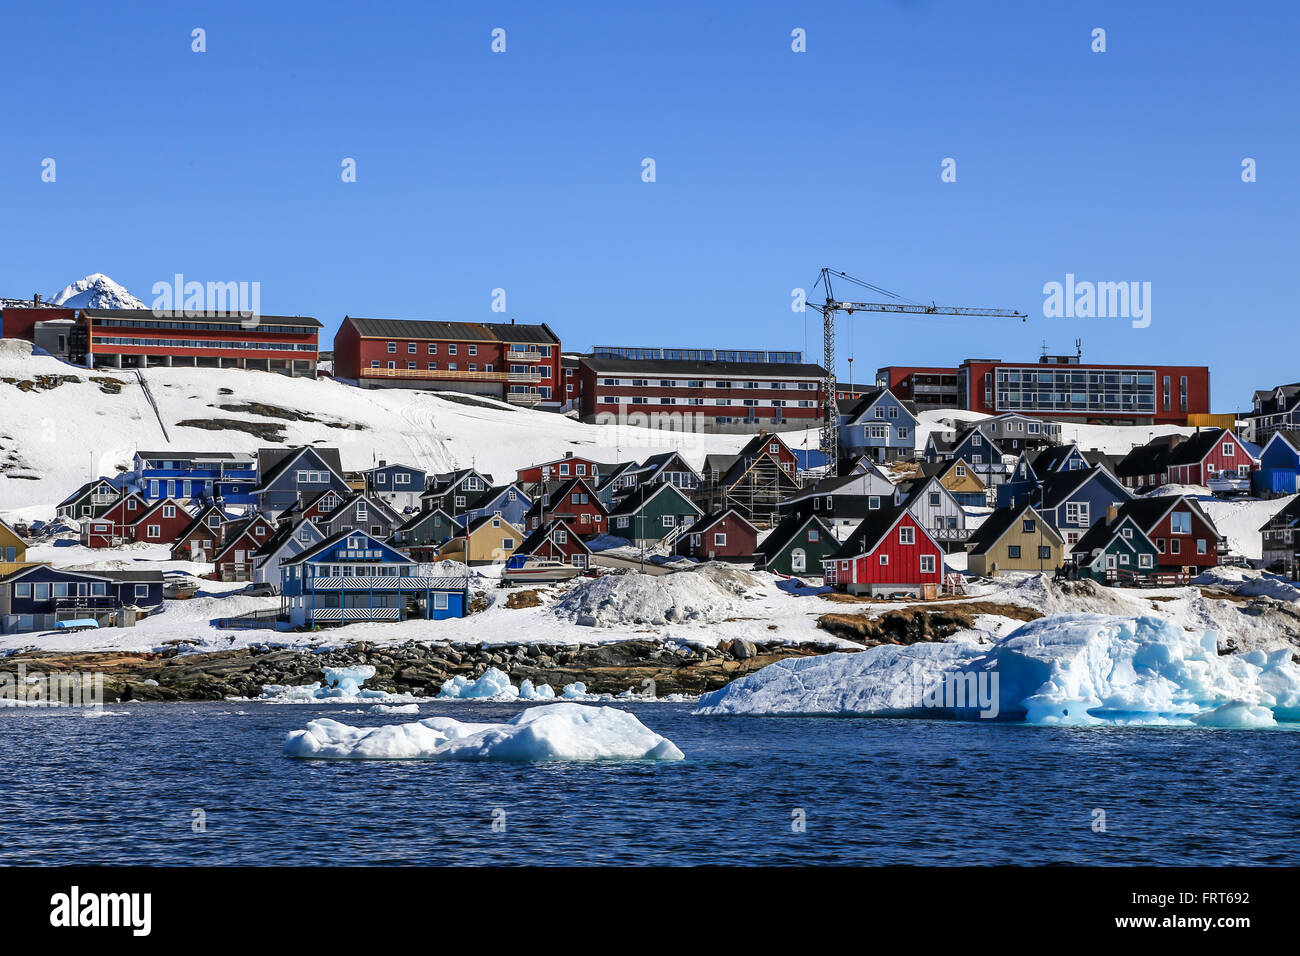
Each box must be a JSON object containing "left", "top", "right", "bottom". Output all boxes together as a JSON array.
[
  {"left": 676, "top": 509, "right": 759, "bottom": 562},
  {"left": 82, "top": 309, "right": 320, "bottom": 376},
  {"left": 877, "top": 354, "right": 1211, "bottom": 426},
  {"left": 333, "top": 316, "right": 561, "bottom": 408}
]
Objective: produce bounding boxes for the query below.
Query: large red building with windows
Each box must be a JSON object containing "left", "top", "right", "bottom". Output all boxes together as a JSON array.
[
  {"left": 333, "top": 316, "right": 562, "bottom": 408},
  {"left": 878, "top": 354, "right": 1211, "bottom": 425},
  {"left": 81, "top": 309, "right": 321, "bottom": 376}
]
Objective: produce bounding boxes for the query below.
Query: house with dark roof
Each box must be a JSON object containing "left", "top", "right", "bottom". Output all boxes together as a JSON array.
[
  {"left": 253, "top": 446, "right": 350, "bottom": 518},
  {"left": 390, "top": 507, "right": 462, "bottom": 560},
  {"left": 1253, "top": 430, "right": 1300, "bottom": 497},
  {"left": 333, "top": 316, "right": 562, "bottom": 408},
  {"left": 459, "top": 484, "right": 533, "bottom": 531},
  {"left": 1103, "top": 495, "right": 1224, "bottom": 574},
  {"left": 823, "top": 504, "right": 945, "bottom": 597},
  {"left": 895, "top": 473, "right": 971, "bottom": 552},
  {"left": 526, "top": 477, "right": 606, "bottom": 534},
  {"left": 1115, "top": 434, "right": 1185, "bottom": 492},
  {"left": 965, "top": 504, "right": 1064, "bottom": 577},
  {"left": 1070, "top": 508, "right": 1162, "bottom": 583},
  {"left": 996, "top": 442, "right": 1091, "bottom": 508},
  {"left": 211, "top": 514, "right": 278, "bottom": 581},
  {"left": 170, "top": 503, "right": 229, "bottom": 562},
  {"left": 1260, "top": 497, "right": 1300, "bottom": 573},
  {"left": 363, "top": 461, "right": 427, "bottom": 512},
  {"left": 1028, "top": 465, "right": 1132, "bottom": 551},
  {"left": 752, "top": 513, "right": 838, "bottom": 576},
  {"left": 694, "top": 448, "right": 800, "bottom": 527},
  {"left": 514, "top": 519, "right": 593, "bottom": 569},
  {"left": 775, "top": 469, "right": 901, "bottom": 539},
  {"left": 252, "top": 519, "right": 326, "bottom": 589},
  {"left": 0, "top": 565, "right": 163, "bottom": 634},
  {"left": 675, "top": 509, "right": 760, "bottom": 562},
  {"left": 1167, "top": 428, "right": 1257, "bottom": 487},
  {"left": 837, "top": 387, "right": 919, "bottom": 462},
  {"left": 56, "top": 478, "right": 121, "bottom": 520},
  {"left": 80, "top": 491, "right": 149, "bottom": 547},
  {"left": 1245, "top": 382, "right": 1300, "bottom": 445},
  {"left": 608, "top": 483, "right": 703, "bottom": 547}
]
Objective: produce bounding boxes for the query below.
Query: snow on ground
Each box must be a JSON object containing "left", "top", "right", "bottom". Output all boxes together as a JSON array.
[
  {"left": 697, "top": 613, "right": 1300, "bottom": 727},
  {"left": 282, "top": 702, "right": 685, "bottom": 761},
  {"left": 0, "top": 340, "right": 796, "bottom": 516},
  {"left": 550, "top": 563, "right": 764, "bottom": 627},
  {"left": 912, "top": 409, "right": 1195, "bottom": 457}
]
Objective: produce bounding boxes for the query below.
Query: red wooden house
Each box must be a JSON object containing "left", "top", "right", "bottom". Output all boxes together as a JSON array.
[
  {"left": 529, "top": 477, "right": 608, "bottom": 535},
  {"left": 81, "top": 491, "right": 148, "bottom": 547},
  {"left": 737, "top": 432, "right": 799, "bottom": 477},
  {"left": 514, "top": 519, "right": 593, "bottom": 568},
  {"left": 129, "top": 498, "right": 194, "bottom": 545},
  {"left": 823, "top": 504, "right": 944, "bottom": 597},
  {"left": 676, "top": 509, "right": 760, "bottom": 562},
  {"left": 1167, "top": 429, "right": 1257, "bottom": 485},
  {"left": 171, "top": 504, "right": 228, "bottom": 562},
  {"left": 211, "top": 515, "right": 277, "bottom": 581},
  {"left": 515, "top": 453, "right": 610, "bottom": 487},
  {"left": 1109, "top": 496, "right": 1225, "bottom": 575}
]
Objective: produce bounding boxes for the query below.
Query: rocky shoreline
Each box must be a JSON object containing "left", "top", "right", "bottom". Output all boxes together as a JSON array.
[{"left": 0, "top": 638, "right": 840, "bottom": 703}]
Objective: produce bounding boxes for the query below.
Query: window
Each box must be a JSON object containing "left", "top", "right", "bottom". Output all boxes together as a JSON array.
[
  {"left": 1038, "top": 546, "right": 1052, "bottom": 559},
  {"left": 468, "top": 345, "right": 477, "bottom": 356},
  {"left": 1022, "top": 519, "right": 1036, "bottom": 533},
  {"left": 662, "top": 515, "right": 676, "bottom": 527},
  {"left": 928, "top": 493, "right": 941, "bottom": 507},
  {"left": 15, "top": 583, "right": 30, "bottom": 598},
  {"left": 1197, "top": 539, "right": 1207, "bottom": 554},
  {"left": 135, "top": 584, "right": 149, "bottom": 598},
  {"left": 899, "top": 526, "right": 915, "bottom": 545},
  {"left": 1139, "top": 554, "right": 1153, "bottom": 568},
  {"left": 1170, "top": 539, "right": 1181, "bottom": 554},
  {"left": 1170, "top": 512, "right": 1191, "bottom": 534},
  {"left": 433, "top": 592, "right": 449, "bottom": 611},
  {"left": 808, "top": 529, "right": 819, "bottom": 543},
  {"left": 868, "top": 496, "right": 879, "bottom": 510},
  {"left": 920, "top": 554, "right": 935, "bottom": 573},
  {"left": 428, "top": 343, "right": 437, "bottom": 354},
  {"left": 955, "top": 465, "right": 967, "bottom": 477},
  {"left": 407, "top": 343, "right": 416, "bottom": 354},
  {"left": 387, "top": 342, "right": 396, "bottom": 353},
  {"left": 1008, "top": 545, "right": 1022, "bottom": 559},
  {"left": 1222, "top": 442, "right": 1235, "bottom": 457},
  {"left": 448, "top": 344, "right": 457, "bottom": 355},
  {"left": 879, "top": 554, "right": 889, "bottom": 565},
  {"left": 555, "top": 529, "right": 568, "bottom": 544},
  {"left": 147, "top": 524, "right": 160, "bottom": 538},
  {"left": 714, "top": 533, "right": 727, "bottom": 546}
]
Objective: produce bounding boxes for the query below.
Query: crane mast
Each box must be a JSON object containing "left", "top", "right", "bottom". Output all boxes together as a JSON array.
[{"left": 810, "top": 268, "right": 1026, "bottom": 473}]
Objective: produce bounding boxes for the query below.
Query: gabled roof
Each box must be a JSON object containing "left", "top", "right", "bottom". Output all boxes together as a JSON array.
[
  {"left": 363, "top": 461, "right": 425, "bottom": 476},
  {"left": 57, "top": 478, "right": 116, "bottom": 507},
  {"left": 835, "top": 504, "right": 931, "bottom": 559},
  {"left": 1029, "top": 443, "right": 1081, "bottom": 474},
  {"left": 255, "top": 446, "right": 345, "bottom": 491},
  {"left": 543, "top": 476, "right": 602, "bottom": 508},
  {"left": 283, "top": 527, "right": 414, "bottom": 566},
  {"left": 1071, "top": 512, "right": 1150, "bottom": 558},
  {"left": 1168, "top": 429, "right": 1235, "bottom": 467},
  {"left": 395, "top": 507, "right": 460, "bottom": 533},
  {"left": 921, "top": 456, "right": 986, "bottom": 487},
  {"left": 686, "top": 508, "right": 759, "bottom": 538},
  {"left": 736, "top": 432, "right": 792, "bottom": 460},
  {"left": 714, "top": 451, "right": 800, "bottom": 494},
  {"left": 171, "top": 504, "right": 226, "bottom": 548},
  {"left": 1116, "top": 434, "right": 1183, "bottom": 478},
  {"left": 754, "top": 512, "right": 836, "bottom": 561},
  {"left": 1259, "top": 496, "right": 1300, "bottom": 532},
  {"left": 254, "top": 518, "right": 322, "bottom": 560},
  {"left": 516, "top": 518, "right": 592, "bottom": 556},
  {"left": 464, "top": 513, "right": 525, "bottom": 537},
  {"left": 634, "top": 451, "right": 702, "bottom": 484},
  {"left": 131, "top": 497, "right": 190, "bottom": 525},
  {"left": 838, "top": 387, "right": 919, "bottom": 426},
  {"left": 608, "top": 480, "right": 703, "bottom": 517},
  {"left": 1262, "top": 430, "right": 1300, "bottom": 457},
  {"left": 966, "top": 504, "right": 1062, "bottom": 555},
  {"left": 1036, "top": 465, "right": 1127, "bottom": 511},
  {"left": 1111, "top": 494, "right": 1218, "bottom": 537},
  {"left": 462, "top": 484, "right": 532, "bottom": 512}
]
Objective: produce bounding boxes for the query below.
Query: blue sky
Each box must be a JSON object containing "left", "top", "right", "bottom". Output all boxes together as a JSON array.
[{"left": 2, "top": 0, "right": 1295, "bottom": 409}]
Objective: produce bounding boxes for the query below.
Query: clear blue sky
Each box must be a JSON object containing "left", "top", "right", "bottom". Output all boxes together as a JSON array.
[{"left": 2, "top": 1, "right": 1295, "bottom": 410}]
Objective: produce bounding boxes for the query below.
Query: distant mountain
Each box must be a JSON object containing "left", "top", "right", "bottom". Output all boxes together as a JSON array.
[{"left": 47, "top": 273, "right": 145, "bottom": 311}]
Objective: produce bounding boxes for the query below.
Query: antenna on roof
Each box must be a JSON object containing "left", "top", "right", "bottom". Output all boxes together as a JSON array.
[{"left": 1075, "top": 338, "right": 1082, "bottom": 360}]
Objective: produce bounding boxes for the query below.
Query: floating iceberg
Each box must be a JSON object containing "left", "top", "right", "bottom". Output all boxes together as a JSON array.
[
  {"left": 283, "top": 702, "right": 685, "bottom": 761},
  {"left": 257, "top": 665, "right": 421, "bottom": 704},
  {"left": 696, "top": 613, "right": 1300, "bottom": 728},
  {"left": 370, "top": 703, "right": 419, "bottom": 715},
  {"left": 437, "top": 667, "right": 557, "bottom": 700}
]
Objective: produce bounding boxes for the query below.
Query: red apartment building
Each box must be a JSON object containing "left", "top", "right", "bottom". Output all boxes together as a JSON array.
[
  {"left": 81, "top": 309, "right": 321, "bottom": 376},
  {"left": 878, "top": 354, "right": 1210, "bottom": 425},
  {"left": 333, "top": 317, "right": 561, "bottom": 408},
  {"left": 578, "top": 349, "right": 827, "bottom": 434}
]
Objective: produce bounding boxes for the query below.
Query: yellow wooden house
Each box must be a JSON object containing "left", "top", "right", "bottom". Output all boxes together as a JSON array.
[
  {"left": 437, "top": 514, "right": 524, "bottom": 566},
  {"left": 965, "top": 504, "right": 1065, "bottom": 576},
  {"left": 0, "top": 518, "right": 31, "bottom": 576}
]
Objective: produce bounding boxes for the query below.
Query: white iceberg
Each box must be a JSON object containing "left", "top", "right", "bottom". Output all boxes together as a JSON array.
[
  {"left": 437, "top": 667, "right": 556, "bottom": 700},
  {"left": 257, "top": 665, "right": 422, "bottom": 704},
  {"left": 696, "top": 613, "right": 1300, "bottom": 728},
  {"left": 370, "top": 703, "right": 420, "bottom": 715},
  {"left": 283, "top": 702, "right": 685, "bottom": 761}
]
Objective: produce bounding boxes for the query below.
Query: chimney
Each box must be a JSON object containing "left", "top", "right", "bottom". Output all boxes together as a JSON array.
[
  {"left": 1106, "top": 505, "right": 1119, "bottom": 524},
  {"left": 378, "top": 459, "right": 386, "bottom": 468},
  {"left": 33, "top": 293, "right": 41, "bottom": 306}
]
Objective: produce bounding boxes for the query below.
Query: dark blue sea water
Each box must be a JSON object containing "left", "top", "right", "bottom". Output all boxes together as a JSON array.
[{"left": 1, "top": 701, "right": 1297, "bottom": 866}]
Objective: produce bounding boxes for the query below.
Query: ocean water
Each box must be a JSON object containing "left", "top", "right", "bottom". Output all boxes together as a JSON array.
[{"left": 1, "top": 701, "right": 1297, "bottom": 866}]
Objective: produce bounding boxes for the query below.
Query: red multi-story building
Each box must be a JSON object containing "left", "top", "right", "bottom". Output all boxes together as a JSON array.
[
  {"left": 578, "top": 351, "right": 827, "bottom": 434},
  {"left": 81, "top": 309, "right": 320, "bottom": 376},
  {"left": 877, "top": 354, "right": 1211, "bottom": 426},
  {"left": 333, "top": 316, "right": 561, "bottom": 408}
]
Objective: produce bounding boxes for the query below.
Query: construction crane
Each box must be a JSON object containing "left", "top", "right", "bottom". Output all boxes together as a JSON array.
[{"left": 808, "top": 268, "right": 1027, "bottom": 472}]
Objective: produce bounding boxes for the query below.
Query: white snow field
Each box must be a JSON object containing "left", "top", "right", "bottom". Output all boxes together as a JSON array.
[
  {"left": 282, "top": 702, "right": 685, "bottom": 761},
  {"left": 696, "top": 613, "right": 1300, "bottom": 728},
  {"left": 0, "top": 339, "right": 791, "bottom": 516}
]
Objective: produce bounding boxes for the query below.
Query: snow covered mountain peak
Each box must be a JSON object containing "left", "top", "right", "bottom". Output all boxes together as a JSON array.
[{"left": 48, "top": 273, "right": 145, "bottom": 310}]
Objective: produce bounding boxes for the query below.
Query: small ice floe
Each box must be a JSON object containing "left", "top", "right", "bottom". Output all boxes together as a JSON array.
[
  {"left": 256, "top": 665, "right": 423, "bottom": 705},
  {"left": 283, "top": 702, "right": 685, "bottom": 761},
  {"left": 369, "top": 703, "right": 420, "bottom": 715},
  {"left": 82, "top": 709, "right": 129, "bottom": 718},
  {"left": 437, "top": 667, "right": 558, "bottom": 701}
]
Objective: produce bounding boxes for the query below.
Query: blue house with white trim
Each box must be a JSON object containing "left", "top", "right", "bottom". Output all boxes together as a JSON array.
[
  {"left": 0, "top": 565, "right": 164, "bottom": 634},
  {"left": 837, "top": 387, "right": 918, "bottom": 462},
  {"left": 1254, "top": 430, "right": 1300, "bottom": 497},
  {"left": 130, "top": 451, "right": 259, "bottom": 506},
  {"left": 280, "top": 529, "right": 468, "bottom": 628},
  {"left": 364, "top": 461, "right": 427, "bottom": 512}
]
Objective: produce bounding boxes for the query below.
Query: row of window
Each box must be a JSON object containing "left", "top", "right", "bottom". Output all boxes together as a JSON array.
[
  {"left": 385, "top": 341, "right": 551, "bottom": 357},
  {"left": 602, "top": 396, "right": 817, "bottom": 408},
  {"left": 599, "top": 378, "right": 818, "bottom": 390},
  {"left": 94, "top": 336, "right": 316, "bottom": 352},
  {"left": 94, "top": 319, "right": 314, "bottom": 335}
]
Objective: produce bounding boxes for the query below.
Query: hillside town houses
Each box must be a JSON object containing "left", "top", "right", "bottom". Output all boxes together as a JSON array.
[{"left": 0, "top": 298, "right": 1294, "bottom": 637}]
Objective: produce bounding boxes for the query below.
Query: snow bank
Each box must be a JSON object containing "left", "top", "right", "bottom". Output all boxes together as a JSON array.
[
  {"left": 1195, "top": 566, "right": 1300, "bottom": 603},
  {"left": 696, "top": 613, "right": 1300, "bottom": 728},
  {"left": 283, "top": 702, "right": 685, "bottom": 761},
  {"left": 551, "top": 564, "right": 762, "bottom": 627}
]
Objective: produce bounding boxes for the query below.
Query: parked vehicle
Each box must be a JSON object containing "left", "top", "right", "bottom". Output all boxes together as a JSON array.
[
  {"left": 163, "top": 574, "right": 201, "bottom": 599},
  {"left": 240, "top": 582, "right": 278, "bottom": 597},
  {"left": 54, "top": 618, "right": 99, "bottom": 632},
  {"left": 502, "top": 555, "right": 582, "bottom": 585}
]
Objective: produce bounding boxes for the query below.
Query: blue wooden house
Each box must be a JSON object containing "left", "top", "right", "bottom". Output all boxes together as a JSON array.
[
  {"left": 280, "top": 529, "right": 468, "bottom": 628},
  {"left": 1253, "top": 430, "right": 1300, "bottom": 497},
  {"left": 998, "top": 443, "right": 1092, "bottom": 508},
  {"left": 837, "top": 387, "right": 918, "bottom": 462},
  {"left": 130, "top": 451, "right": 259, "bottom": 505},
  {"left": 459, "top": 484, "right": 533, "bottom": 529},
  {"left": 253, "top": 446, "right": 351, "bottom": 518},
  {"left": 363, "top": 461, "right": 427, "bottom": 512},
  {"left": 0, "top": 565, "right": 164, "bottom": 634},
  {"left": 1031, "top": 465, "right": 1132, "bottom": 552}
]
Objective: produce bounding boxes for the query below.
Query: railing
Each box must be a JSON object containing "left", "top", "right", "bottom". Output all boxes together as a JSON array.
[
  {"left": 930, "top": 527, "right": 973, "bottom": 541},
  {"left": 505, "top": 350, "right": 545, "bottom": 363},
  {"left": 215, "top": 608, "right": 284, "bottom": 630},
  {"left": 506, "top": 392, "right": 543, "bottom": 405}
]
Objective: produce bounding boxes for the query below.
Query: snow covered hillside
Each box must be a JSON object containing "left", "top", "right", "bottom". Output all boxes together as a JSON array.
[
  {"left": 0, "top": 341, "right": 812, "bottom": 516},
  {"left": 912, "top": 408, "right": 1196, "bottom": 457}
]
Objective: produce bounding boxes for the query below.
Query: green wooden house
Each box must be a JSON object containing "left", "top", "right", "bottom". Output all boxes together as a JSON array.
[
  {"left": 391, "top": 508, "right": 461, "bottom": 557},
  {"left": 608, "top": 483, "right": 703, "bottom": 547},
  {"left": 1071, "top": 511, "right": 1162, "bottom": 584},
  {"left": 753, "top": 513, "right": 838, "bottom": 577}
]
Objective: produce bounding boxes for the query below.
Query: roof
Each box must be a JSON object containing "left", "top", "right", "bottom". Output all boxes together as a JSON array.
[
  {"left": 256, "top": 446, "right": 345, "bottom": 490},
  {"left": 1168, "top": 429, "right": 1233, "bottom": 466},
  {"left": 966, "top": 504, "right": 1061, "bottom": 555},
  {"left": 754, "top": 512, "right": 836, "bottom": 561},
  {"left": 284, "top": 527, "right": 412, "bottom": 565},
  {"left": 82, "top": 309, "right": 320, "bottom": 329},
  {"left": 134, "top": 450, "right": 254, "bottom": 462},
  {"left": 57, "top": 478, "right": 116, "bottom": 506},
  {"left": 687, "top": 508, "right": 759, "bottom": 537},
  {"left": 608, "top": 481, "right": 702, "bottom": 517},
  {"left": 834, "top": 504, "right": 919, "bottom": 558},
  {"left": 1036, "top": 466, "right": 1106, "bottom": 510},
  {"left": 1071, "top": 511, "right": 1147, "bottom": 557},
  {"left": 395, "top": 507, "right": 460, "bottom": 533},
  {"left": 1264, "top": 430, "right": 1300, "bottom": 455},
  {"left": 464, "top": 513, "right": 524, "bottom": 536},
  {"left": 1116, "top": 434, "right": 1184, "bottom": 478},
  {"left": 1029, "top": 444, "right": 1079, "bottom": 473},
  {"left": 254, "top": 518, "right": 320, "bottom": 559},
  {"left": 582, "top": 354, "right": 826, "bottom": 378},
  {"left": 516, "top": 519, "right": 592, "bottom": 555},
  {"left": 344, "top": 316, "right": 559, "bottom": 345},
  {"left": 1110, "top": 495, "right": 1218, "bottom": 538}
]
